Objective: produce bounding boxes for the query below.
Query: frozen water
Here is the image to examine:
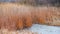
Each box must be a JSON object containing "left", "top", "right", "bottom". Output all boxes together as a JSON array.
[{"left": 29, "top": 24, "right": 60, "bottom": 34}]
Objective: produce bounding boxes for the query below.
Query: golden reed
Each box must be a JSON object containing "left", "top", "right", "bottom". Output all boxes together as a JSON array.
[{"left": 0, "top": 3, "right": 60, "bottom": 31}]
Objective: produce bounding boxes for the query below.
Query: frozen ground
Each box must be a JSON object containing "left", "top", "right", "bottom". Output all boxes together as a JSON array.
[
  {"left": 0, "top": 24, "right": 60, "bottom": 34},
  {"left": 29, "top": 24, "right": 60, "bottom": 34}
]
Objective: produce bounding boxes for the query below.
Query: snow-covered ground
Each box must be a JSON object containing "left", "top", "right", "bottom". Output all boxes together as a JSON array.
[
  {"left": 0, "top": 24, "right": 60, "bottom": 34},
  {"left": 29, "top": 24, "right": 60, "bottom": 34}
]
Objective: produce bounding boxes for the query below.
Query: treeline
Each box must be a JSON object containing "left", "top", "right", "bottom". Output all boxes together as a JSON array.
[
  {"left": 18, "top": 0, "right": 60, "bottom": 7},
  {"left": 0, "top": 0, "right": 60, "bottom": 7}
]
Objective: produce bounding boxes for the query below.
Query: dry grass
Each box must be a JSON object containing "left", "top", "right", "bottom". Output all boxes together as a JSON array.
[
  {"left": 0, "top": 29, "right": 36, "bottom": 34},
  {"left": 0, "top": 3, "right": 60, "bottom": 31}
]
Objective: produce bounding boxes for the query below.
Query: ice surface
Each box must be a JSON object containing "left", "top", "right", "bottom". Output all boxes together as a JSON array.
[{"left": 29, "top": 24, "right": 60, "bottom": 34}]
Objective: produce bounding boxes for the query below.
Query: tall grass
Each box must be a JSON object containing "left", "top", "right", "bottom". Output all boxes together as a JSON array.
[{"left": 0, "top": 3, "right": 60, "bottom": 31}]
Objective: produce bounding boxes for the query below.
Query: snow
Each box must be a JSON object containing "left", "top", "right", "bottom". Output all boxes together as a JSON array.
[
  {"left": 29, "top": 24, "right": 60, "bottom": 34},
  {"left": 0, "top": 24, "right": 60, "bottom": 34}
]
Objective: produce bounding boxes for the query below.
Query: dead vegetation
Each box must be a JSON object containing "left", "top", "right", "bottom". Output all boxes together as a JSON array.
[
  {"left": 0, "top": 29, "right": 36, "bottom": 34},
  {"left": 0, "top": 3, "right": 60, "bottom": 31}
]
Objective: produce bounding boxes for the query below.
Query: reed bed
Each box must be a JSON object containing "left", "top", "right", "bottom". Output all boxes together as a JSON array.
[{"left": 0, "top": 3, "right": 60, "bottom": 31}]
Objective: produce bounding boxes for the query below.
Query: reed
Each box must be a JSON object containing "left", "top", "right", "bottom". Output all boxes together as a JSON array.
[{"left": 0, "top": 3, "right": 60, "bottom": 31}]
